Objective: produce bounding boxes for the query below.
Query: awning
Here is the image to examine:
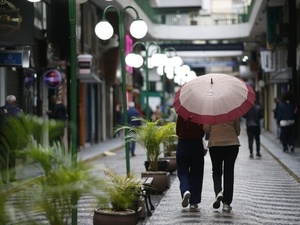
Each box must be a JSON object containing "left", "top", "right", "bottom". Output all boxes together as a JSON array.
[
  {"left": 267, "top": 68, "right": 292, "bottom": 84},
  {"left": 77, "top": 73, "right": 102, "bottom": 83}
]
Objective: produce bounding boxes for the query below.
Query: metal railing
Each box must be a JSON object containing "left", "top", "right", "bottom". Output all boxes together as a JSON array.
[{"left": 134, "top": 0, "right": 255, "bottom": 26}]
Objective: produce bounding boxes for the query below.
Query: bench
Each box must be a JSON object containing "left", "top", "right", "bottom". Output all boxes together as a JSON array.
[{"left": 140, "top": 177, "right": 154, "bottom": 216}]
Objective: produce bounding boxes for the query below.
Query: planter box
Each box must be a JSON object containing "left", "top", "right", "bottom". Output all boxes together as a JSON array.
[
  {"left": 141, "top": 171, "right": 170, "bottom": 194},
  {"left": 144, "top": 160, "right": 169, "bottom": 172},
  {"left": 93, "top": 209, "right": 137, "bottom": 225},
  {"left": 159, "top": 156, "right": 176, "bottom": 174}
]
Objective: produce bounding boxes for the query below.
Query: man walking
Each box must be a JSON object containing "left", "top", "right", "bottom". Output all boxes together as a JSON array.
[
  {"left": 0, "top": 95, "right": 23, "bottom": 183},
  {"left": 243, "top": 101, "right": 264, "bottom": 158},
  {"left": 127, "top": 101, "right": 141, "bottom": 156}
]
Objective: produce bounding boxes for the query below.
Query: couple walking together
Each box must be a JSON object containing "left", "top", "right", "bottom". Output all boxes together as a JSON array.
[{"left": 176, "top": 115, "right": 240, "bottom": 211}]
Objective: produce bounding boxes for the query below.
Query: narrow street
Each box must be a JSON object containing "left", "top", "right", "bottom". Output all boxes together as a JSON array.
[{"left": 6, "top": 123, "right": 300, "bottom": 225}]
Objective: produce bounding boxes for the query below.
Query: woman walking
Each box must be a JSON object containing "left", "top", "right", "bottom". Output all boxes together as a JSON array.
[
  {"left": 203, "top": 119, "right": 240, "bottom": 211},
  {"left": 176, "top": 115, "right": 205, "bottom": 209}
]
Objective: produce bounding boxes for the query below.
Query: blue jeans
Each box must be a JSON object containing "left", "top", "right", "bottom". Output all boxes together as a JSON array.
[
  {"left": 209, "top": 145, "right": 239, "bottom": 205},
  {"left": 130, "top": 141, "right": 136, "bottom": 155},
  {"left": 176, "top": 139, "right": 205, "bottom": 204}
]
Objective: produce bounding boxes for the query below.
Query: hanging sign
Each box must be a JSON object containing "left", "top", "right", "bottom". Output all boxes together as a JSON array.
[
  {"left": 24, "top": 68, "right": 36, "bottom": 89},
  {"left": 43, "top": 68, "right": 63, "bottom": 89}
]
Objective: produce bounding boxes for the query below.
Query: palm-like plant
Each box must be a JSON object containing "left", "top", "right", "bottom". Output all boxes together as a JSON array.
[
  {"left": 162, "top": 122, "right": 177, "bottom": 156},
  {"left": 115, "top": 117, "right": 176, "bottom": 171},
  {"left": 95, "top": 168, "right": 142, "bottom": 212},
  {"left": 0, "top": 115, "right": 102, "bottom": 225}
]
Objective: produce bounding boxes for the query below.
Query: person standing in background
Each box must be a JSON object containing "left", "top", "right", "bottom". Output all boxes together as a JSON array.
[
  {"left": 273, "top": 98, "right": 281, "bottom": 139},
  {"left": 152, "top": 105, "right": 162, "bottom": 122},
  {"left": 115, "top": 102, "right": 123, "bottom": 137},
  {"left": 0, "top": 95, "right": 23, "bottom": 183},
  {"left": 46, "top": 95, "right": 68, "bottom": 144},
  {"left": 176, "top": 115, "right": 205, "bottom": 210},
  {"left": 127, "top": 101, "right": 141, "bottom": 156},
  {"left": 203, "top": 119, "right": 240, "bottom": 212},
  {"left": 243, "top": 101, "right": 264, "bottom": 158},
  {"left": 277, "top": 91, "right": 297, "bottom": 152}
]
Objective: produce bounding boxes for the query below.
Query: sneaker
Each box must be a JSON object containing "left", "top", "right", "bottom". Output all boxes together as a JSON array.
[
  {"left": 249, "top": 154, "right": 253, "bottom": 158},
  {"left": 190, "top": 204, "right": 198, "bottom": 209},
  {"left": 289, "top": 145, "right": 294, "bottom": 152},
  {"left": 182, "top": 191, "right": 191, "bottom": 208},
  {"left": 223, "top": 203, "right": 232, "bottom": 211},
  {"left": 256, "top": 153, "right": 261, "bottom": 157},
  {"left": 213, "top": 191, "right": 223, "bottom": 209}
]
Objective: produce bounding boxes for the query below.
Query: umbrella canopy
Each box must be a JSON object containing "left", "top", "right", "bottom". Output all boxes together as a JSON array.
[{"left": 174, "top": 73, "right": 255, "bottom": 124}]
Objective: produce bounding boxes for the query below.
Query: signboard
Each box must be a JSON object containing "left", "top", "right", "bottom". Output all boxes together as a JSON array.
[
  {"left": 0, "top": 0, "right": 34, "bottom": 45},
  {"left": 260, "top": 49, "right": 276, "bottom": 72},
  {"left": 43, "top": 69, "right": 63, "bottom": 89},
  {"left": 77, "top": 54, "right": 92, "bottom": 74},
  {"left": 24, "top": 68, "right": 36, "bottom": 89},
  {"left": 0, "top": 50, "right": 30, "bottom": 67}
]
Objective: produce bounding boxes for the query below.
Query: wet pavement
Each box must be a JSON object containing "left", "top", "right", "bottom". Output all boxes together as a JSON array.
[{"left": 5, "top": 121, "right": 300, "bottom": 224}]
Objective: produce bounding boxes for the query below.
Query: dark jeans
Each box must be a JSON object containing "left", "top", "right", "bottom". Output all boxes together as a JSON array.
[
  {"left": 209, "top": 145, "right": 239, "bottom": 205},
  {"left": 176, "top": 139, "right": 205, "bottom": 204},
  {"left": 130, "top": 141, "right": 136, "bottom": 155},
  {"left": 246, "top": 126, "right": 261, "bottom": 154},
  {"left": 280, "top": 125, "right": 294, "bottom": 150}
]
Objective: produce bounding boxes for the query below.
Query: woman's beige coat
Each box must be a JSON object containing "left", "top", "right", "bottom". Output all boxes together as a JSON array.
[{"left": 203, "top": 119, "right": 240, "bottom": 147}]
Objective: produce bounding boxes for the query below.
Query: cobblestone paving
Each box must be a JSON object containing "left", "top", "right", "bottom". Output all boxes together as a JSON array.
[
  {"left": 6, "top": 128, "right": 300, "bottom": 225},
  {"left": 145, "top": 130, "right": 300, "bottom": 225}
]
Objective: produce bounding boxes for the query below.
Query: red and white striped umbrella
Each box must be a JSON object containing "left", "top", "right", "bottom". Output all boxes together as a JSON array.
[{"left": 174, "top": 73, "right": 255, "bottom": 124}]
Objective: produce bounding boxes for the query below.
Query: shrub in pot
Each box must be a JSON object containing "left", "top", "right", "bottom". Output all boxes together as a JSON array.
[
  {"left": 115, "top": 118, "right": 174, "bottom": 193},
  {"left": 93, "top": 168, "right": 143, "bottom": 225}
]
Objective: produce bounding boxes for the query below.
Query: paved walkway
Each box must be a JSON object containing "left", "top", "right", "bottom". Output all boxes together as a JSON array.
[
  {"left": 144, "top": 127, "right": 300, "bottom": 225},
  {"left": 76, "top": 123, "right": 300, "bottom": 225},
  {"left": 7, "top": 122, "right": 300, "bottom": 224}
]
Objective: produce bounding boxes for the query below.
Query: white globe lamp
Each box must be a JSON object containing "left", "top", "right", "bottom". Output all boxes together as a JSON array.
[{"left": 95, "top": 21, "right": 114, "bottom": 40}]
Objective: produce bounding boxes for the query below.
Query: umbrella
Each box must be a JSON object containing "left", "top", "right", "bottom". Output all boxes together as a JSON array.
[{"left": 173, "top": 73, "right": 255, "bottom": 124}]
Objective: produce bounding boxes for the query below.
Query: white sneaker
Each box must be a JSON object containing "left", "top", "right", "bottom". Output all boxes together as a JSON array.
[
  {"left": 213, "top": 191, "right": 223, "bottom": 209},
  {"left": 190, "top": 204, "right": 198, "bottom": 209},
  {"left": 182, "top": 191, "right": 191, "bottom": 208},
  {"left": 223, "top": 203, "right": 232, "bottom": 211}
]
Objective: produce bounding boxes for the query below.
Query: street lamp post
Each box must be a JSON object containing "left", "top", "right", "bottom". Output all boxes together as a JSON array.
[
  {"left": 125, "top": 41, "right": 165, "bottom": 119},
  {"left": 68, "top": 1, "right": 78, "bottom": 224},
  {"left": 95, "top": 5, "right": 147, "bottom": 175}
]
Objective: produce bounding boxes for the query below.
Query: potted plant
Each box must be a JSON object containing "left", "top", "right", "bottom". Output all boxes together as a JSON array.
[
  {"left": 18, "top": 141, "right": 101, "bottom": 225},
  {"left": 93, "top": 168, "right": 144, "bottom": 225},
  {"left": 1, "top": 115, "right": 101, "bottom": 225},
  {"left": 160, "top": 121, "right": 178, "bottom": 174},
  {"left": 115, "top": 117, "right": 174, "bottom": 193}
]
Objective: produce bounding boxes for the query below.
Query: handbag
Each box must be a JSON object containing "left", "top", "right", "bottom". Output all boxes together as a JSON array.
[{"left": 279, "top": 120, "right": 295, "bottom": 127}]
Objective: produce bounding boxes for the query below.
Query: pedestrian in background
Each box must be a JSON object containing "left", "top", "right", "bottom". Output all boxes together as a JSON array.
[
  {"left": 176, "top": 115, "right": 205, "bottom": 210},
  {"left": 127, "top": 101, "right": 141, "bottom": 156},
  {"left": 277, "top": 91, "right": 297, "bottom": 152},
  {"left": 0, "top": 95, "right": 23, "bottom": 183},
  {"left": 273, "top": 98, "right": 281, "bottom": 139},
  {"left": 152, "top": 105, "right": 162, "bottom": 122},
  {"left": 46, "top": 95, "right": 68, "bottom": 144},
  {"left": 203, "top": 119, "right": 240, "bottom": 212},
  {"left": 115, "top": 102, "right": 123, "bottom": 137},
  {"left": 243, "top": 101, "right": 264, "bottom": 158}
]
